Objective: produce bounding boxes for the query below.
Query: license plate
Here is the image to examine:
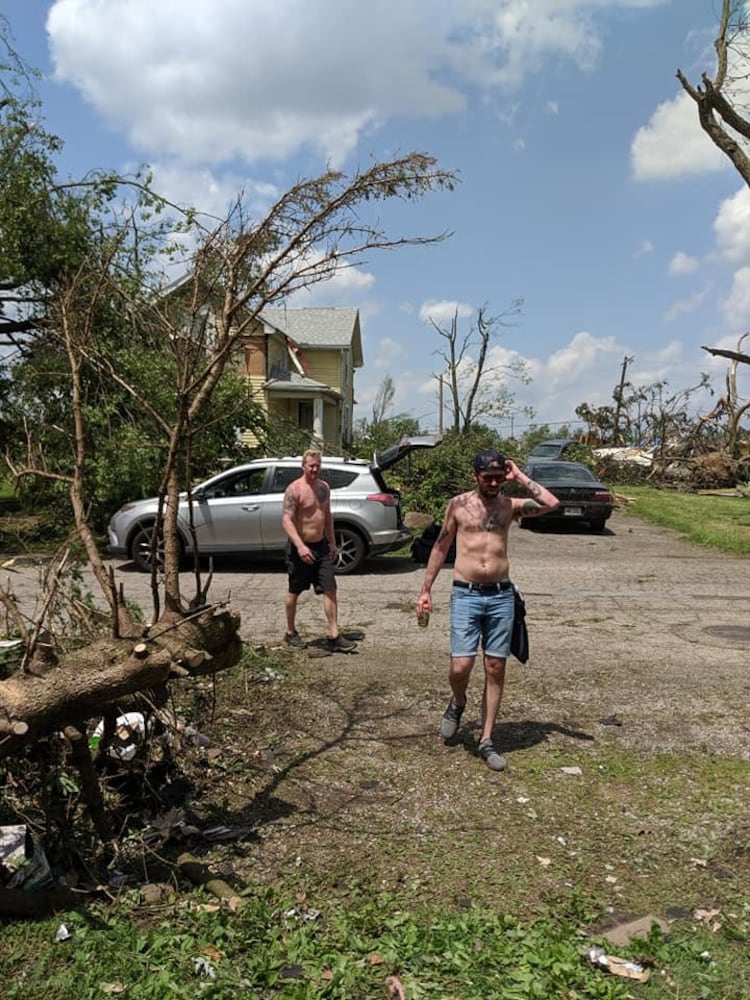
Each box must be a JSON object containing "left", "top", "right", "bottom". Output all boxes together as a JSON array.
[{"left": 564, "top": 506, "right": 582, "bottom": 516}]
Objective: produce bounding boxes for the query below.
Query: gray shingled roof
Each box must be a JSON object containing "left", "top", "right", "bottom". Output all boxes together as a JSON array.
[
  {"left": 263, "top": 307, "right": 363, "bottom": 366},
  {"left": 264, "top": 371, "right": 340, "bottom": 397}
]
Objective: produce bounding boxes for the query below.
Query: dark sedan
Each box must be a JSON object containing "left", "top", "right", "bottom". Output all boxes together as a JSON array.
[{"left": 520, "top": 460, "right": 614, "bottom": 531}]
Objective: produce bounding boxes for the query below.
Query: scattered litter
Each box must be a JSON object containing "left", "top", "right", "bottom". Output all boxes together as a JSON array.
[
  {"left": 557, "top": 836, "right": 567, "bottom": 847},
  {"left": 516, "top": 796, "right": 529, "bottom": 804},
  {"left": 0, "top": 825, "right": 28, "bottom": 870},
  {"left": 586, "top": 946, "right": 650, "bottom": 982},
  {"left": 690, "top": 857, "right": 708, "bottom": 868},
  {"left": 536, "top": 856, "right": 551, "bottom": 867},
  {"left": 56, "top": 923, "right": 72, "bottom": 942},
  {"left": 283, "top": 906, "right": 321, "bottom": 923},
  {"left": 8, "top": 840, "right": 53, "bottom": 890},
  {"left": 694, "top": 908, "right": 722, "bottom": 932},
  {"left": 193, "top": 956, "right": 217, "bottom": 979},
  {"left": 203, "top": 825, "right": 254, "bottom": 842},
  {"left": 598, "top": 715, "right": 623, "bottom": 726},
  {"left": 561, "top": 766, "right": 582, "bottom": 776},
  {"left": 99, "top": 984, "right": 127, "bottom": 995},
  {"left": 91, "top": 712, "right": 147, "bottom": 761}
]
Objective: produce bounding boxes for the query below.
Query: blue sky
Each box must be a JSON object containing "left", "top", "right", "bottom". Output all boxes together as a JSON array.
[{"left": 5, "top": 0, "right": 750, "bottom": 438}]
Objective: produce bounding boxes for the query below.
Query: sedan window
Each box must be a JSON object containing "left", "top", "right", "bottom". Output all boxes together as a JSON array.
[{"left": 531, "top": 463, "right": 596, "bottom": 482}]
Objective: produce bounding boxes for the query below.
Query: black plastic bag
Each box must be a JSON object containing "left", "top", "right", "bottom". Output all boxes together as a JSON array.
[
  {"left": 410, "top": 523, "right": 456, "bottom": 564},
  {"left": 510, "top": 585, "right": 529, "bottom": 663}
]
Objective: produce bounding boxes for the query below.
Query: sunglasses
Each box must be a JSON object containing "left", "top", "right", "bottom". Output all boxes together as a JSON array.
[{"left": 478, "top": 470, "right": 506, "bottom": 483}]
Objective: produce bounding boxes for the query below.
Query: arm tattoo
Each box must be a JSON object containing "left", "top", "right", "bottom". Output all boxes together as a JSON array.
[
  {"left": 526, "top": 479, "right": 542, "bottom": 499},
  {"left": 282, "top": 492, "right": 297, "bottom": 515},
  {"left": 521, "top": 499, "right": 541, "bottom": 515}
]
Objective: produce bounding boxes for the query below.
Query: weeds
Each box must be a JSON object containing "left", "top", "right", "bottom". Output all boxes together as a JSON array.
[{"left": 3, "top": 882, "right": 749, "bottom": 999}]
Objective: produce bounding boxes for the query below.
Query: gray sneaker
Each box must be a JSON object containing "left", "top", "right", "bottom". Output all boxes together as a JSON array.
[
  {"left": 440, "top": 699, "right": 465, "bottom": 740},
  {"left": 324, "top": 635, "right": 357, "bottom": 653},
  {"left": 478, "top": 739, "right": 507, "bottom": 772},
  {"left": 284, "top": 631, "right": 306, "bottom": 648}
]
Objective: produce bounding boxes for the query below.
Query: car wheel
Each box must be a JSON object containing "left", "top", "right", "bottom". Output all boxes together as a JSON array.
[
  {"left": 131, "top": 525, "right": 165, "bottom": 572},
  {"left": 589, "top": 518, "right": 607, "bottom": 532},
  {"left": 334, "top": 526, "right": 367, "bottom": 574}
]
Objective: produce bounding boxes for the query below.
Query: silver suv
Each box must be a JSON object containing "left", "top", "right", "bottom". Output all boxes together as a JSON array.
[{"left": 107, "top": 436, "right": 440, "bottom": 574}]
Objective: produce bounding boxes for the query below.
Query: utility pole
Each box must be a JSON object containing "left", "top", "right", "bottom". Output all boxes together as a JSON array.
[{"left": 612, "top": 354, "right": 633, "bottom": 445}]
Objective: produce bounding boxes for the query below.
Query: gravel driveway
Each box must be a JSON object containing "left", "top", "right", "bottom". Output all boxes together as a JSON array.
[{"left": 4, "top": 508, "right": 750, "bottom": 758}]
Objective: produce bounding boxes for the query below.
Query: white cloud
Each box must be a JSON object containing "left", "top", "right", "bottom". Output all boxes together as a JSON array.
[
  {"left": 544, "top": 331, "right": 621, "bottom": 384},
  {"left": 633, "top": 240, "right": 654, "bottom": 258},
  {"left": 372, "top": 337, "right": 406, "bottom": 370},
  {"left": 664, "top": 287, "right": 707, "bottom": 322},
  {"left": 48, "top": 0, "right": 671, "bottom": 168},
  {"left": 418, "top": 299, "right": 473, "bottom": 326},
  {"left": 668, "top": 251, "right": 699, "bottom": 276},
  {"left": 714, "top": 187, "right": 750, "bottom": 266},
  {"left": 631, "top": 91, "right": 727, "bottom": 181},
  {"left": 721, "top": 265, "right": 750, "bottom": 330},
  {"left": 147, "top": 162, "right": 279, "bottom": 218}
]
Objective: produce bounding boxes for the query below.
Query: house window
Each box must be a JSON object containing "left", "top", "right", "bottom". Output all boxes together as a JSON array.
[{"left": 298, "top": 400, "right": 314, "bottom": 430}]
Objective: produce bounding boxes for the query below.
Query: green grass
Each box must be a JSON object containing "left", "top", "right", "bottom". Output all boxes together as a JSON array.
[
  {"left": 616, "top": 485, "right": 750, "bottom": 555},
  {"left": 3, "top": 883, "right": 748, "bottom": 999}
]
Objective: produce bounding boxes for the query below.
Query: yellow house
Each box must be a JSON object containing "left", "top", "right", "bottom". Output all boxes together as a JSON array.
[{"left": 243, "top": 307, "right": 364, "bottom": 452}]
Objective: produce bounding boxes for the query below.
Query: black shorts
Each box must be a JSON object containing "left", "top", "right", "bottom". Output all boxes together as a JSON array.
[{"left": 286, "top": 539, "right": 337, "bottom": 595}]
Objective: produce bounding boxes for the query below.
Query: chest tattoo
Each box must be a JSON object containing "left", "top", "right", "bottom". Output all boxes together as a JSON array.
[{"left": 483, "top": 514, "right": 498, "bottom": 532}]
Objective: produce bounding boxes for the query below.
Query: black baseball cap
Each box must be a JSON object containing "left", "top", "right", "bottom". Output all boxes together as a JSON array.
[{"left": 473, "top": 449, "right": 507, "bottom": 472}]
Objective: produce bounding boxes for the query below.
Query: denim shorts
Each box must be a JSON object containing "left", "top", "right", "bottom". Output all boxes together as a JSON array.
[{"left": 450, "top": 585, "right": 515, "bottom": 658}]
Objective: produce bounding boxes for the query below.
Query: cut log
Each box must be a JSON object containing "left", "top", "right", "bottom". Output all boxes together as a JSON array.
[
  {"left": 0, "top": 606, "right": 242, "bottom": 759},
  {"left": 177, "top": 852, "right": 244, "bottom": 910}
]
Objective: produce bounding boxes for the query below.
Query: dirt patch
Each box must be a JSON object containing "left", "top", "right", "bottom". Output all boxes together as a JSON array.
[{"left": 5, "top": 510, "right": 750, "bottom": 917}]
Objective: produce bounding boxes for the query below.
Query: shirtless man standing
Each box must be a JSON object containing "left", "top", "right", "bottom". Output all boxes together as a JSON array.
[
  {"left": 282, "top": 449, "right": 357, "bottom": 653},
  {"left": 417, "top": 449, "right": 559, "bottom": 770}
]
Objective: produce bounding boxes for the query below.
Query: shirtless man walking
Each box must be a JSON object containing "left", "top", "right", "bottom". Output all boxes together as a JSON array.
[
  {"left": 282, "top": 449, "right": 357, "bottom": 653},
  {"left": 417, "top": 449, "right": 559, "bottom": 770}
]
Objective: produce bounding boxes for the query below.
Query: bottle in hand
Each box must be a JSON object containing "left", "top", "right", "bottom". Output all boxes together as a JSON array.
[{"left": 416, "top": 598, "right": 431, "bottom": 628}]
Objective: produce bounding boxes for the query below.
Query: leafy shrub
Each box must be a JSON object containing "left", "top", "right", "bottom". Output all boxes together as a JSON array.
[{"left": 396, "top": 428, "right": 522, "bottom": 520}]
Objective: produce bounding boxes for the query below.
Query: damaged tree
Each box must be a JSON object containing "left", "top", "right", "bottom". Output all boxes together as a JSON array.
[
  {"left": 700, "top": 332, "right": 750, "bottom": 462},
  {"left": 677, "top": 0, "right": 750, "bottom": 465},
  {"left": 428, "top": 301, "right": 528, "bottom": 433},
  {"left": 676, "top": 0, "right": 750, "bottom": 188}
]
